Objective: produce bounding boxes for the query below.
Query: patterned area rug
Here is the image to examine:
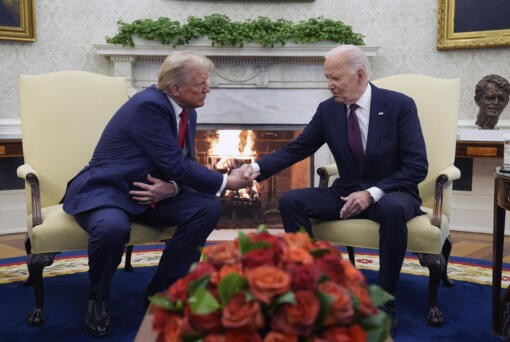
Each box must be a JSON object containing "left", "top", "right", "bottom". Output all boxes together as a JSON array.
[{"left": 0, "top": 246, "right": 506, "bottom": 287}]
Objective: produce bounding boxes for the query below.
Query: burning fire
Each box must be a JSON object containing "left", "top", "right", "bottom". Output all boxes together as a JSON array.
[{"left": 207, "top": 130, "right": 258, "bottom": 199}]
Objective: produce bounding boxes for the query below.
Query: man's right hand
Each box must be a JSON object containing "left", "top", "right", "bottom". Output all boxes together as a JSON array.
[{"left": 225, "top": 164, "right": 260, "bottom": 190}]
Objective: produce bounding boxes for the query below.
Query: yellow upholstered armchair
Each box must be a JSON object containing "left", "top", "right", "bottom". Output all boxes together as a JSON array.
[
  {"left": 311, "top": 74, "right": 461, "bottom": 326},
  {"left": 17, "top": 71, "right": 176, "bottom": 325}
]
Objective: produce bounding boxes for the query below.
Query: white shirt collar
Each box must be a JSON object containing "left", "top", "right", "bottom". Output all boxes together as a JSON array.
[
  {"left": 353, "top": 83, "right": 371, "bottom": 111},
  {"left": 166, "top": 95, "right": 183, "bottom": 117}
]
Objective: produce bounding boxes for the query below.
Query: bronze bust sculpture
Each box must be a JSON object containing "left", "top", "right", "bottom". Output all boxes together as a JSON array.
[{"left": 475, "top": 74, "right": 510, "bottom": 129}]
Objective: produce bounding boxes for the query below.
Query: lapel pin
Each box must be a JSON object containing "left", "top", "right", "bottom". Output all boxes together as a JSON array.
[{"left": 378, "top": 112, "right": 384, "bottom": 116}]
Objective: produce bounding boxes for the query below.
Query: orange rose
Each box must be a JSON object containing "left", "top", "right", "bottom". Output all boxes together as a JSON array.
[
  {"left": 222, "top": 292, "right": 265, "bottom": 331},
  {"left": 246, "top": 265, "right": 291, "bottom": 304},
  {"left": 188, "top": 261, "right": 217, "bottom": 280},
  {"left": 338, "top": 259, "right": 364, "bottom": 288},
  {"left": 283, "top": 232, "right": 313, "bottom": 251},
  {"left": 162, "top": 314, "right": 185, "bottom": 342},
  {"left": 322, "top": 324, "right": 366, "bottom": 342},
  {"left": 280, "top": 247, "right": 314, "bottom": 266},
  {"left": 318, "top": 281, "right": 354, "bottom": 325},
  {"left": 218, "top": 263, "right": 244, "bottom": 282},
  {"left": 152, "top": 307, "right": 173, "bottom": 333},
  {"left": 349, "top": 284, "right": 376, "bottom": 316},
  {"left": 203, "top": 242, "right": 241, "bottom": 267},
  {"left": 263, "top": 331, "right": 298, "bottom": 342},
  {"left": 225, "top": 331, "right": 262, "bottom": 342},
  {"left": 271, "top": 291, "right": 319, "bottom": 336}
]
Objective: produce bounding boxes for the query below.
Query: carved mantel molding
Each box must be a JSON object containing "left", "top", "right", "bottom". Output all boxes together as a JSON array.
[{"left": 94, "top": 42, "right": 379, "bottom": 93}]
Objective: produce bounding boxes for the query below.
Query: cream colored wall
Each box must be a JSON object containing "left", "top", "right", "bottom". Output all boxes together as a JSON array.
[{"left": 1, "top": 0, "right": 510, "bottom": 122}]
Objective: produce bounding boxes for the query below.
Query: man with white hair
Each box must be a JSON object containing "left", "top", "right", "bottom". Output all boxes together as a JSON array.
[
  {"left": 242, "top": 44, "right": 428, "bottom": 335},
  {"left": 63, "top": 51, "right": 252, "bottom": 337}
]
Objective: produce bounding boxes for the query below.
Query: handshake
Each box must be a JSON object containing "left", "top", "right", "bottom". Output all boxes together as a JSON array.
[{"left": 225, "top": 164, "right": 260, "bottom": 190}]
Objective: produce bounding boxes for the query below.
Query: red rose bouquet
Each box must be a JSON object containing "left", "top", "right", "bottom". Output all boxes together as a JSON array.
[{"left": 150, "top": 227, "right": 392, "bottom": 342}]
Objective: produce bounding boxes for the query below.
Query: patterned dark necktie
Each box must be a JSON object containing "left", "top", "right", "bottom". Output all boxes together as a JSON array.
[{"left": 347, "top": 104, "right": 364, "bottom": 169}]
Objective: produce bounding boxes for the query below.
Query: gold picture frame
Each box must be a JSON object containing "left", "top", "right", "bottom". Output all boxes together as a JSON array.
[
  {"left": 437, "top": 0, "right": 510, "bottom": 50},
  {"left": 0, "top": 0, "right": 35, "bottom": 42}
]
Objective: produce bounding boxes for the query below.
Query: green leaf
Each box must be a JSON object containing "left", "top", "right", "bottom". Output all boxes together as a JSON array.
[
  {"left": 188, "top": 287, "right": 221, "bottom": 314},
  {"left": 218, "top": 273, "right": 248, "bottom": 306},
  {"left": 238, "top": 231, "right": 271, "bottom": 255},
  {"left": 268, "top": 291, "right": 296, "bottom": 312},
  {"left": 182, "top": 335, "right": 204, "bottom": 342},
  {"left": 149, "top": 296, "right": 175, "bottom": 310},
  {"left": 358, "top": 310, "right": 391, "bottom": 342},
  {"left": 318, "top": 273, "right": 329, "bottom": 284},
  {"left": 256, "top": 224, "right": 268, "bottom": 233},
  {"left": 310, "top": 248, "right": 331, "bottom": 258},
  {"left": 298, "top": 226, "right": 309, "bottom": 234},
  {"left": 316, "top": 291, "right": 335, "bottom": 328},
  {"left": 367, "top": 285, "right": 394, "bottom": 308},
  {"left": 187, "top": 274, "right": 210, "bottom": 297}
]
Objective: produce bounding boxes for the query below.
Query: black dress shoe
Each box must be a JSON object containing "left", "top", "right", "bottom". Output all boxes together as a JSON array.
[
  {"left": 379, "top": 300, "right": 398, "bottom": 336},
  {"left": 85, "top": 299, "right": 112, "bottom": 337}
]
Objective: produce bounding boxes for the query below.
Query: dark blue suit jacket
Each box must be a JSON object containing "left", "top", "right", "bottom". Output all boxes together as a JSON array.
[
  {"left": 63, "top": 85, "right": 223, "bottom": 215},
  {"left": 257, "top": 83, "right": 428, "bottom": 201}
]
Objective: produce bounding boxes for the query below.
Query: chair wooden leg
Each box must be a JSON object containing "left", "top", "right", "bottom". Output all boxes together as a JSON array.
[
  {"left": 23, "top": 235, "right": 33, "bottom": 286},
  {"left": 124, "top": 245, "right": 134, "bottom": 272},
  {"left": 441, "top": 236, "right": 455, "bottom": 287},
  {"left": 26, "top": 252, "right": 56, "bottom": 326},
  {"left": 347, "top": 246, "right": 356, "bottom": 266},
  {"left": 417, "top": 253, "right": 446, "bottom": 327}
]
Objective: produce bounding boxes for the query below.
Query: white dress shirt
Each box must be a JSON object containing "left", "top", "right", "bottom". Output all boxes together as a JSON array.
[{"left": 166, "top": 95, "right": 227, "bottom": 197}]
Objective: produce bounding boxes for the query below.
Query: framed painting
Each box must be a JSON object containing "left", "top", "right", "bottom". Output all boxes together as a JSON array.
[
  {"left": 437, "top": 0, "right": 510, "bottom": 50},
  {"left": 0, "top": 0, "right": 35, "bottom": 41}
]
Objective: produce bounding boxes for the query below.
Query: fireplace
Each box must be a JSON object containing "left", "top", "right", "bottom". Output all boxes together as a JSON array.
[{"left": 195, "top": 129, "right": 311, "bottom": 228}]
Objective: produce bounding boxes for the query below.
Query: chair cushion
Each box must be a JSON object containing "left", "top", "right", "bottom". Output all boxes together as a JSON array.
[
  {"left": 28, "top": 205, "right": 177, "bottom": 254},
  {"left": 311, "top": 207, "right": 448, "bottom": 254}
]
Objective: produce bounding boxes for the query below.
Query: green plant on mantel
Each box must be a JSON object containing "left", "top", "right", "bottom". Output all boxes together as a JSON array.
[{"left": 105, "top": 14, "right": 365, "bottom": 48}]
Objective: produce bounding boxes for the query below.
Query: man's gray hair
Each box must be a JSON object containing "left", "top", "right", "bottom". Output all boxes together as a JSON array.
[
  {"left": 325, "top": 45, "right": 371, "bottom": 80},
  {"left": 157, "top": 51, "right": 214, "bottom": 91}
]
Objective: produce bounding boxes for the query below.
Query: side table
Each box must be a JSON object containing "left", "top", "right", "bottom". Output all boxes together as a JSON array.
[{"left": 493, "top": 167, "right": 510, "bottom": 337}]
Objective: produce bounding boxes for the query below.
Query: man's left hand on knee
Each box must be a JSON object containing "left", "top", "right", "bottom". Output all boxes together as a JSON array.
[{"left": 339, "top": 190, "right": 374, "bottom": 219}]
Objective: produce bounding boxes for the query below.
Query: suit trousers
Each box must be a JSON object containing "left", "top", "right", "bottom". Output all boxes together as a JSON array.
[
  {"left": 74, "top": 188, "right": 221, "bottom": 301},
  {"left": 279, "top": 186, "right": 422, "bottom": 295}
]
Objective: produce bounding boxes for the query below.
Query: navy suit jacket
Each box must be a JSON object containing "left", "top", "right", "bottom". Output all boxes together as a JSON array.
[
  {"left": 63, "top": 85, "right": 223, "bottom": 215},
  {"left": 257, "top": 83, "right": 428, "bottom": 201}
]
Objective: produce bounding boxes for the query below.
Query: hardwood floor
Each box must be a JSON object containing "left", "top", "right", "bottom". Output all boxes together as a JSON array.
[{"left": 0, "top": 230, "right": 509, "bottom": 262}]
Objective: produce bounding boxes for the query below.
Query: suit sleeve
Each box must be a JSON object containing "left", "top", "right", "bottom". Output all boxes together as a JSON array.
[
  {"left": 126, "top": 100, "right": 223, "bottom": 195},
  {"left": 375, "top": 97, "right": 428, "bottom": 193},
  {"left": 257, "top": 106, "right": 326, "bottom": 181}
]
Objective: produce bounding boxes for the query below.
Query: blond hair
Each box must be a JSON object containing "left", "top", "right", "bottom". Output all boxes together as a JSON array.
[{"left": 157, "top": 51, "right": 214, "bottom": 91}]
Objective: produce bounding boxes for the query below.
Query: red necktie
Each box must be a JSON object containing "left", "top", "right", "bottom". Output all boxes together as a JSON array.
[
  {"left": 178, "top": 110, "right": 187, "bottom": 148},
  {"left": 347, "top": 104, "right": 364, "bottom": 170}
]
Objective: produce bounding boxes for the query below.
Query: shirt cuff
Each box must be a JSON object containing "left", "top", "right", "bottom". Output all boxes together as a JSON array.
[
  {"left": 216, "top": 174, "right": 228, "bottom": 197},
  {"left": 251, "top": 162, "right": 260, "bottom": 173},
  {"left": 169, "top": 181, "right": 179, "bottom": 196},
  {"left": 367, "top": 187, "right": 384, "bottom": 202}
]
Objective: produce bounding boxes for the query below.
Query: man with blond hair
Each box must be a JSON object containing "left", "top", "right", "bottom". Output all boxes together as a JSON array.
[
  {"left": 241, "top": 45, "right": 428, "bottom": 335},
  {"left": 63, "top": 51, "right": 252, "bottom": 337}
]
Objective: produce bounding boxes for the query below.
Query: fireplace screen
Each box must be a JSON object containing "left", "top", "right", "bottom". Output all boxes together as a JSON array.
[{"left": 195, "top": 129, "right": 310, "bottom": 229}]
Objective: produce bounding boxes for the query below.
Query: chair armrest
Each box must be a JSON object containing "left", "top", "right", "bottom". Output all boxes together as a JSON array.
[
  {"left": 432, "top": 165, "right": 460, "bottom": 227},
  {"left": 16, "top": 164, "right": 42, "bottom": 226},
  {"left": 438, "top": 165, "right": 461, "bottom": 182},
  {"left": 317, "top": 163, "right": 339, "bottom": 188}
]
